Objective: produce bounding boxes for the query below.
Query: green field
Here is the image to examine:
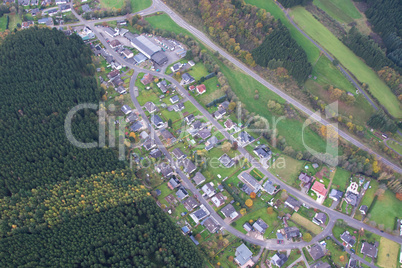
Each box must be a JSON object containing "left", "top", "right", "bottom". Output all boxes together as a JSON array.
[
  {"left": 290, "top": 7, "right": 402, "bottom": 118},
  {"left": 0, "top": 14, "right": 21, "bottom": 32},
  {"left": 233, "top": 207, "right": 279, "bottom": 238},
  {"left": 386, "top": 140, "right": 402, "bottom": 155},
  {"left": 0, "top": 16, "right": 6, "bottom": 31},
  {"left": 290, "top": 213, "right": 322, "bottom": 235},
  {"left": 331, "top": 168, "right": 350, "bottom": 191},
  {"left": 377, "top": 237, "right": 400, "bottom": 268},
  {"left": 313, "top": 0, "right": 361, "bottom": 24},
  {"left": 100, "top": 0, "right": 151, "bottom": 12},
  {"left": 269, "top": 155, "right": 303, "bottom": 187},
  {"left": 145, "top": 13, "right": 189, "bottom": 35},
  {"left": 187, "top": 63, "right": 209, "bottom": 80}
]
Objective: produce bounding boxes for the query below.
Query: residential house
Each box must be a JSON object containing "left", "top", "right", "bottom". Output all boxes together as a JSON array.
[
  {"left": 329, "top": 189, "right": 343, "bottom": 202},
  {"left": 238, "top": 131, "right": 255, "bottom": 146},
  {"left": 149, "top": 148, "right": 162, "bottom": 159},
  {"left": 202, "top": 217, "right": 221, "bottom": 233},
  {"left": 298, "top": 172, "right": 313, "bottom": 184},
  {"left": 59, "top": 4, "right": 71, "bottom": 12},
  {"left": 141, "top": 73, "right": 153, "bottom": 85},
  {"left": 182, "top": 158, "right": 196, "bottom": 174},
  {"left": 160, "top": 129, "right": 176, "bottom": 144},
  {"left": 104, "top": 27, "right": 117, "bottom": 38},
  {"left": 213, "top": 108, "right": 226, "bottom": 119},
  {"left": 131, "top": 121, "right": 145, "bottom": 132},
  {"left": 211, "top": 192, "right": 225, "bottom": 207},
  {"left": 340, "top": 231, "right": 356, "bottom": 248},
  {"left": 38, "top": 17, "right": 53, "bottom": 25},
  {"left": 309, "top": 244, "right": 325, "bottom": 261},
  {"left": 116, "top": 19, "right": 127, "bottom": 26},
  {"left": 31, "top": 0, "right": 38, "bottom": 5},
  {"left": 170, "top": 95, "right": 180, "bottom": 104},
  {"left": 219, "top": 154, "right": 235, "bottom": 168},
  {"left": 190, "top": 235, "right": 199, "bottom": 245},
  {"left": 185, "top": 114, "right": 195, "bottom": 125},
  {"left": 143, "top": 139, "right": 156, "bottom": 151},
  {"left": 172, "top": 148, "right": 185, "bottom": 160},
  {"left": 192, "top": 172, "right": 206, "bottom": 186},
  {"left": 348, "top": 259, "right": 359, "bottom": 268},
  {"left": 151, "top": 114, "right": 164, "bottom": 128},
  {"left": 182, "top": 196, "right": 199, "bottom": 211},
  {"left": 197, "top": 128, "right": 211, "bottom": 140},
  {"left": 271, "top": 253, "right": 288, "bottom": 267},
  {"left": 344, "top": 191, "right": 359, "bottom": 206},
  {"left": 122, "top": 49, "right": 134, "bottom": 58},
  {"left": 201, "top": 182, "right": 216, "bottom": 198},
  {"left": 176, "top": 186, "right": 188, "bottom": 201},
  {"left": 21, "top": 21, "right": 34, "bottom": 29},
  {"left": 182, "top": 73, "right": 195, "bottom": 84},
  {"left": 282, "top": 227, "right": 301, "bottom": 240},
  {"left": 311, "top": 261, "right": 331, "bottom": 268},
  {"left": 112, "top": 76, "right": 123, "bottom": 87},
  {"left": 116, "top": 86, "right": 127, "bottom": 94},
  {"left": 31, "top": 8, "right": 40, "bottom": 16},
  {"left": 171, "top": 62, "right": 182, "bottom": 72},
  {"left": 121, "top": 105, "right": 132, "bottom": 115},
  {"left": 235, "top": 244, "right": 254, "bottom": 268},
  {"left": 284, "top": 196, "right": 302, "bottom": 211},
  {"left": 221, "top": 204, "right": 238, "bottom": 219},
  {"left": 253, "top": 218, "right": 268, "bottom": 234},
  {"left": 224, "top": 119, "right": 234, "bottom": 130},
  {"left": 311, "top": 181, "right": 328, "bottom": 199},
  {"left": 262, "top": 180, "right": 276, "bottom": 195},
  {"left": 253, "top": 144, "right": 272, "bottom": 160},
  {"left": 157, "top": 80, "right": 168, "bottom": 93},
  {"left": 108, "top": 69, "right": 120, "bottom": 79},
  {"left": 144, "top": 102, "right": 157, "bottom": 113},
  {"left": 190, "top": 204, "right": 209, "bottom": 224},
  {"left": 167, "top": 177, "right": 181, "bottom": 190},
  {"left": 133, "top": 53, "right": 147, "bottom": 64},
  {"left": 205, "top": 136, "right": 218, "bottom": 151},
  {"left": 243, "top": 222, "right": 253, "bottom": 232},
  {"left": 110, "top": 39, "right": 121, "bottom": 49},
  {"left": 139, "top": 131, "right": 148, "bottom": 140},
  {"left": 361, "top": 241, "right": 378, "bottom": 258},
  {"left": 181, "top": 226, "right": 190, "bottom": 234},
  {"left": 192, "top": 120, "right": 202, "bottom": 130},
  {"left": 188, "top": 85, "right": 195, "bottom": 91},
  {"left": 312, "top": 212, "right": 327, "bottom": 225},
  {"left": 196, "top": 84, "right": 206, "bottom": 94},
  {"left": 55, "top": 0, "right": 66, "bottom": 4},
  {"left": 219, "top": 101, "right": 230, "bottom": 110},
  {"left": 173, "top": 103, "right": 185, "bottom": 112},
  {"left": 239, "top": 172, "right": 261, "bottom": 193},
  {"left": 359, "top": 205, "right": 368, "bottom": 215},
  {"left": 188, "top": 60, "right": 195, "bottom": 66},
  {"left": 156, "top": 163, "right": 173, "bottom": 178}
]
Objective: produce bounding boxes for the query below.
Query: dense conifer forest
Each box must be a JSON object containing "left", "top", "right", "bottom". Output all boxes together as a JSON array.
[{"left": 0, "top": 27, "right": 125, "bottom": 197}]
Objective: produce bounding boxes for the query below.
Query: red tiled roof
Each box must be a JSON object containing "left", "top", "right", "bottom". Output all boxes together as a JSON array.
[
  {"left": 189, "top": 85, "right": 195, "bottom": 90},
  {"left": 196, "top": 84, "right": 206, "bottom": 94},
  {"left": 312, "top": 181, "right": 327, "bottom": 196}
]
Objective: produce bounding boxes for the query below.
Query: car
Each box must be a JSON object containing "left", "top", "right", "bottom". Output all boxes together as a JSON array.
[
  {"left": 350, "top": 248, "right": 355, "bottom": 253},
  {"left": 277, "top": 240, "right": 283, "bottom": 244},
  {"left": 156, "top": 69, "right": 160, "bottom": 72}
]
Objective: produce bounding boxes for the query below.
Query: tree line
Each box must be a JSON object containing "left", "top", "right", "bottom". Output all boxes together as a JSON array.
[
  {"left": 277, "top": 0, "right": 312, "bottom": 8},
  {"left": 252, "top": 23, "right": 312, "bottom": 84},
  {"left": 363, "top": 0, "right": 402, "bottom": 69},
  {"left": 0, "top": 197, "right": 204, "bottom": 267},
  {"left": 0, "top": 28, "right": 125, "bottom": 197}
]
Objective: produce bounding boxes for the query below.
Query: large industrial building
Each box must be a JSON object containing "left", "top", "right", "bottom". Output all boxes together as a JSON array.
[{"left": 129, "top": 35, "right": 168, "bottom": 66}]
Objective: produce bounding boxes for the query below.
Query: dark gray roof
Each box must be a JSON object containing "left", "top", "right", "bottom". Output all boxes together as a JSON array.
[
  {"left": 271, "top": 253, "right": 288, "bottom": 267},
  {"left": 240, "top": 172, "right": 260, "bottom": 190},
  {"left": 361, "top": 242, "right": 378, "bottom": 258},
  {"left": 176, "top": 186, "right": 188, "bottom": 200},
  {"left": 285, "top": 196, "right": 302, "bottom": 210},
  {"left": 144, "top": 102, "right": 156, "bottom": 113},
  {"left": 193, "top": 207, "right": 208, "bottom": 220},
  {"left": 243, "top": 222, "right": 253, "bottom": 232},
  {"left": 149, "top": 148, "right": 162, "bottom": 159},
  {"left": 170, "top": 95, "right": 180, "bottom": 103},
  {"left": 329, "top": 189, "right": 343, "bottom": 200},
  {"left": 151, "top": 114, "right": 164, "bottom": 126},
  {"left": 253, "top": 218, "right": 268, "bottom": 234},
  {"left": 283, "top": 227, "right": 300, "bottom": 239},
  {"left": 340, "top": 231, "right": 356, "bottom": 247},
  {"left": 130, "top": 121, "right": 144, "bottom": 132},
  {"left": 151, "top": 51, "right": 168, "bottom": 65},
  {"left": 182, "top": 158, "right": 196, "bottom": 174},
  {"left": 192, "top": 172, "right": 206, "bottom": 185},
  {"left": 198, "top": 128, "right": 211, "bottom": 139},
  {"left": 182, "top": 73, "right": 195, "bottom": 82},
  {"left": 126, "top": 113, "right": 138, "bottom": 123},
  {"left": 193, "top": 120, "right": 202, "bottom": 130},
  {"left": 160, "top": 129, "right": 176, "bottom": 142},
  {"left": 168, "top": 177, "right": 180, "bottom": 188},
  {"left": 239, "top": 131, "right": 255, "bottom": 144},
  {"left": 159, "top": 164, "right": 173, "bottom": 177},
  {"left": 183, "top": 196, "right": 199, "bottom": 211},
  {"left": 172, "top": 148, "right": 185, "bottom": 159},
  {"left": 220, "top": 101, "right": 230, "bottom": 109},
  {"left": 205, "top": 136, "right": 218, "bottom": 150},
  {"left": 263, "top": 180, "right": 276, "bottom": 194},
  {"left": 185, "top": 114, "right": 195, "bottom": 124},
  {"left": 221, "top": 204, "right": 238, "bottom": 219},
  {"left": 121, "top": 105, "right": 131, "bottom": 114},
  {"left": 219, "top": 154, "right": 234, "bottom": 168},
  {"left": 345, "top": 191, "right": 359, "bottom": 206},
  {"left": 314, "top": 212, "right": 327, "bottom": 223},
  {"left": 202, "top": 217, "right": 220, "bottom": 233},
  {"left": 311, "top": 261, "right": 331, "bottom": 268},
  {"left": 309, "top": 244, "right": 325, "bottom": 261},
  {"left": 253, "top": 144, "right": 272, "bottom": 159}
]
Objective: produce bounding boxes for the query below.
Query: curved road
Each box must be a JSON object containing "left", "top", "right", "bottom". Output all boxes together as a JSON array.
[{"left": 69, "top": 3, "right": 402, "bottom": 253}]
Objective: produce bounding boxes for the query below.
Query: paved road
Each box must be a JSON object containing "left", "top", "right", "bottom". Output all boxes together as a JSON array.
[
  {"left": 71, "top": 4, "right": 402, "bottom": 248},
  {"left": 149, "top": 0, "right": 402, "bottom": 174}
]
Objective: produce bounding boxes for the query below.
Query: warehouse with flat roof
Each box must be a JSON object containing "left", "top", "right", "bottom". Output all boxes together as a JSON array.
[{"left": 130, "top": 36, "right": 161, "bottom": 58}]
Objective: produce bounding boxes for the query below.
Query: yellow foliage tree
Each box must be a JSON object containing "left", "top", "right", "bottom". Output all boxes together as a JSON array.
[
  {"left": 239, "top": 208, "right": 247, "bottom": 215},
  {"left": 129, "top": 132, "right": 136, "bottom": 139},
  {"left": 245, "top": 199, "right": 253, "bottom": 207}
]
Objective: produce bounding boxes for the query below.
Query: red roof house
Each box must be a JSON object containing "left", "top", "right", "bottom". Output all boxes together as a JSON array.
[
  {"left": 189, "top": 85, "right": 195, "bottom": 91},
  {"left": 196, "top": 84, "right": 206, "bottom": 94},
  {"left": 311, "top": 181, "right": 327, "bottom": 197},
  {"left": 141, "top": 73, "right": 153, "bottom": 85}
]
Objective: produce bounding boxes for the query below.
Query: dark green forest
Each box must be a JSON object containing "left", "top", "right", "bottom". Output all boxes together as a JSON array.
[
  {"left": 364, "top": 0, "right": 402, "bottom": 68},
  {"left": 0, "top": 28, "right": 204, "bottom": 267},
  {"left": 0, "top": 197, "right": 203, "bottom": 267},
  {"left": 252, "top": 23, "right": 312, "bottom": 84},
  {"left": 276, "top": 0, "right": 312, "bottom": 8},
  {"left": 0, "top": 27, "right": 125, "bottom": 197}
]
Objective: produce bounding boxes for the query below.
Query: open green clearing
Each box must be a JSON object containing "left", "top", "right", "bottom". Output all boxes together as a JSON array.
[
  {"left": 377, "top": 237, "right": 400, "bottom": 268},
  {"left": 313, "top": 0, "right": 361, "bottom": 24},
  {"left": 234, "top": 207, "right": 279, "bottom": 238},
  {"left": 330, "top": 168, "right": 350, "bottom": 191},
  {"left": 145, "top": 13, "right": 189, "bottom": 35},
  {"left": 0, "top": 14, "right": 22, "bottom": 32},
  {"left": 100, "top": 0, "right": 151, "bottom": 12},
  {"left": 187, "top": 63, "right": 209, "bottom": 80},
  {"left": 269, "top": 155, "right": 303, "bottom": 188},
  {"left": 290, "top": 7, "right": 402, "bottom": 118},
  {"left": 0, "top": 16, "right": 7, "bottom": 31},
  {"left": 386, "top": 140, "right": 402, "bottom": 155},
  {"left": 290, "top": 213, "right": 322, "bottom": 235}
]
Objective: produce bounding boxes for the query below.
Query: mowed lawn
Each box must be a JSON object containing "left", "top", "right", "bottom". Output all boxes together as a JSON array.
[
  {"left": 146, "top": 14, "right": 191, "bottom": 36},
  {"left": 290, "top": 7, "right": 402, "bottom": 118},
  {"left": 0, "top": 16, "right": 7, "bottom": 31},
  {"left": 234, "top": 207, "right": 278, "bottom": 238},
  {"left": 100, "top": 0, "right": 151, "bottom": 11},
  {"left": 269, "top": 155, "right": 303, "bottom": 187},
  {"left": 290, "top": 213, "right": 322, "bottom": 235},
  {"left": 377, "top": 237, "right": 400, "bottom": 268},
  {"left": 330, "top": 168, "right": 350, "bottom": 191},
  {"left": 386, "top": 140, "right": 402, "bottom": 155},
  {"left": 313, "top": 0, "right": 361, "bottom": 24}
]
